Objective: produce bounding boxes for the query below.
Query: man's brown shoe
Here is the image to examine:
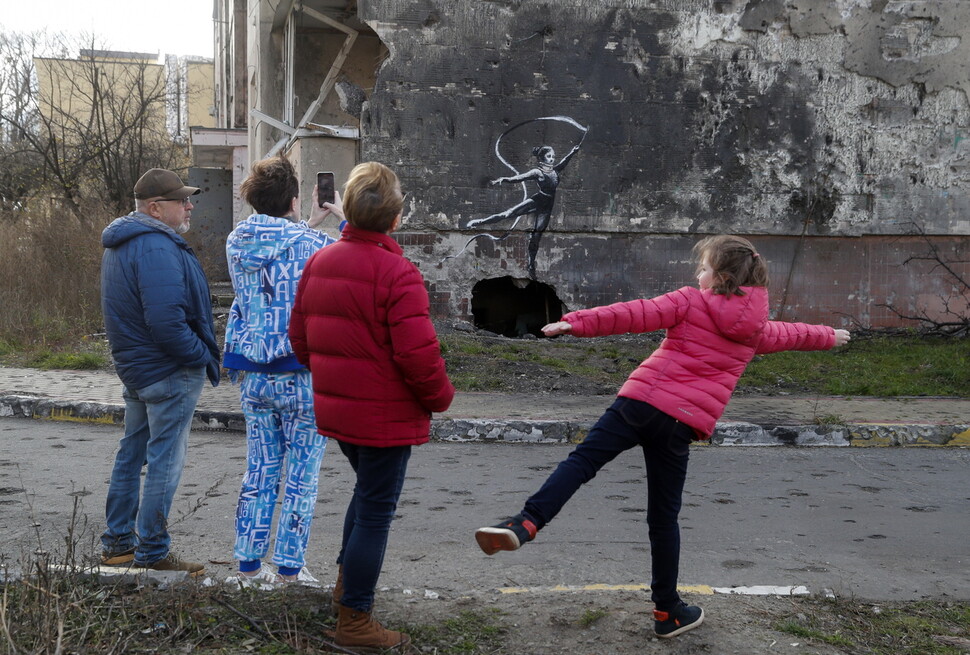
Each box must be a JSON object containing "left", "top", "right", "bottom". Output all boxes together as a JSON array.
[
  {"left": 101, "top": 548, "right": 135, "bottom": 566},
  {"left": 133, "top": 553, "right": 205, "bottom": 577}
]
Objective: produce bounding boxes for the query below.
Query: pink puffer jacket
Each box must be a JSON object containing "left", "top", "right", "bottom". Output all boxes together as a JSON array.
[{"left": 563, "top": 286, "right": 835, "bottom": 439}]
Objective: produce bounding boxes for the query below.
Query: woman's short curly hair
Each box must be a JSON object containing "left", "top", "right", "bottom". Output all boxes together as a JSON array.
[
  {"left": 692, "top": 235, "right": 769, "bottom": 296},
  {"left": 239, "top": 156, "right": 299, "bottom": 217}
]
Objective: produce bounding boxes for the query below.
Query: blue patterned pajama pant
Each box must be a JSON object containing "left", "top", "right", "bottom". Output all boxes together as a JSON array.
[{"left": 233, "top": 370, "right": 327, "bottom": 571}]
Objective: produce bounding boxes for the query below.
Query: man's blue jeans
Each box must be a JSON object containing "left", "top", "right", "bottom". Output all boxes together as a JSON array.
[
  {"left": 335, "top": 441, "right": 411, "bottom": 612},
  {"left": 102, "top": 367, "right": 205, "bottom": 564},
  {"left": 521, "top": 397, "right": 694, "bottom": 610}
]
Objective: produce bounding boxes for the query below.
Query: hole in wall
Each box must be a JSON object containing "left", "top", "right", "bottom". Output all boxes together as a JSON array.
[{"left": 471, "top": 277, "right": 566, "bottom": 338}]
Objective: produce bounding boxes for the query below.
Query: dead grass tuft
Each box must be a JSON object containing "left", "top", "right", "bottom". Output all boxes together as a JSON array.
[{"left": 0, "top": 200, "right": 110, "bottom": 349}]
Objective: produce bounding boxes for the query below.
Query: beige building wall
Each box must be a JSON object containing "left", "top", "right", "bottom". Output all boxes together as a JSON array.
[
  {"left": 186, "top": 60, "right": 216, "bottom": 129},
  {"left": 34, "top": 52, "right": 168, "bottom": 143},
  {"left": 36, "top": 50, "right": 215, "bottom": 145}
]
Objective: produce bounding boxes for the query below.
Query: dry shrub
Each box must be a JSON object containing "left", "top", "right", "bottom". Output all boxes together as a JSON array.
[{"left": 0, "top": 197, "right": 114, "bottom": 346}]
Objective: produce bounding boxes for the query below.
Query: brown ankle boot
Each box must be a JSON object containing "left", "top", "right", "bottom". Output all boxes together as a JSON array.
[
  {"left": 330, "top": 565, "right": 343, "bottom": 616},
  {"left": 335, "top": 604, "right": 411, "bottom": 653}
]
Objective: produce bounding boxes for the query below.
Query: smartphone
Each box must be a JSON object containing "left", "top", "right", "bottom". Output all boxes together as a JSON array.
[{"left": 317, "top": 171, "right": 335, "bottom": 207}]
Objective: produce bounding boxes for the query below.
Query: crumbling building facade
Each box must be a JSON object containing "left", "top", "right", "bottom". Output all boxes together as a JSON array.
[{"left": 206, "top": 0, "right": 970, "bottom": 334}]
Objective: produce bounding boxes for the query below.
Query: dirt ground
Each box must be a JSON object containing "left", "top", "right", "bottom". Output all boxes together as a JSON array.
[
  {"left": 7, "top": 320, "right": 959, "bottom": 654},
  {"left": 264, "top": 321, "right": 952, "bottom": 654},
  {"left": 340, "top": 587, "right": 852, "bottom": 655}
]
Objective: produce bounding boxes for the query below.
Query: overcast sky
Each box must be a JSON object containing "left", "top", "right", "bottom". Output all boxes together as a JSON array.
[{"left": 1, "top": 0, "right": 214, "bottom": 58}]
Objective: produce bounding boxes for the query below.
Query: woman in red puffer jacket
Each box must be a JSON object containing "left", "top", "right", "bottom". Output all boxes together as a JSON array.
[{"left": 290, "top": 162, "right": 453, "bottom": 653}]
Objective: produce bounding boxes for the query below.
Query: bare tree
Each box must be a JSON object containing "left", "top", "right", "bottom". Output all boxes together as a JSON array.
[
  {"left": 0, "top": 30, "right": 187, "bottom": 220},
  {"left": 0, "top": 31, "right": 49, "bottom": 212},
  {"left": 879, "top": 223, "right": 970, "bottom": 337}
]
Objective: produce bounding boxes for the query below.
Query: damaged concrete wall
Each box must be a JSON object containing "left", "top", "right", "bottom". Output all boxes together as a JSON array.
[
  {"left": 356, "top": 0, "right": 970, "bottom": 326},
  {"left": 292, "top": 30, "right": 384, "bottom": 128}
]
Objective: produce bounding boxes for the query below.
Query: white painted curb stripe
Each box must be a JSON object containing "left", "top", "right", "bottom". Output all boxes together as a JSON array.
[
  {"left": 711, "top": 585, "right": 810, "bottom": 596},
  {"left": 498, "top": 583, "right": 810, "bottom": 596}
]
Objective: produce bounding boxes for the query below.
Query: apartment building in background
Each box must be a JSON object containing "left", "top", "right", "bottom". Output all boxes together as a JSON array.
[{"left": 34, "top": 49, "right": 214, "bottom": 144}]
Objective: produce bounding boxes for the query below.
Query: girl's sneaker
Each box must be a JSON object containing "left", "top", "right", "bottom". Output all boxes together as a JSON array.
[
  {"left": 474, "top": 515, "right": 538, "bottom": 555},
  {"left": 653, "top": 602, "right": 704, "bottom": 638}
]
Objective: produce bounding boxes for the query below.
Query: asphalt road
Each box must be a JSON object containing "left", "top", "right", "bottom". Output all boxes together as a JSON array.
[{"left": 1, "top": 417, "right": 967, "bottom": 601}]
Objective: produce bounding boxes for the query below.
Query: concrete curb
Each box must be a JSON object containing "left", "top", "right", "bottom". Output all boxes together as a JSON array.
[
  {"left": 3, "top": 393, "right": 969, "bottom": 447},
  {"left": 0, "top": 394, "right": 125, "bottom": 426},
  {"left": 711, "top": 420, "right": 970, "bottom": 447},
  {"left": 433, "top": 417, "right": 970, "bottom": 447}
]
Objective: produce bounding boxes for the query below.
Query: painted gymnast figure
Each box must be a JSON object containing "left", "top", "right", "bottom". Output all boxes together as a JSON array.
[{"left": 466, "top": 143, "right": 581, "bottom": 278}]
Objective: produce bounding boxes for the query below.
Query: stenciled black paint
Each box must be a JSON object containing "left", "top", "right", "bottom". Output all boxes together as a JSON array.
[{"left": 455, "top": 116, "right": 588, "bottom": 278}]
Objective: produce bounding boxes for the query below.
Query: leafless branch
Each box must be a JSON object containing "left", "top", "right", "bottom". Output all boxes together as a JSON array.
[{"left": 878, "top": 222, "right": 970, "bottom": 336}]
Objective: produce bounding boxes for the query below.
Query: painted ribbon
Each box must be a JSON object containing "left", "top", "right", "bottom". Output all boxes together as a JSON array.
[{"left": 440, "top": 115, "right": 589, "bottom": 265}]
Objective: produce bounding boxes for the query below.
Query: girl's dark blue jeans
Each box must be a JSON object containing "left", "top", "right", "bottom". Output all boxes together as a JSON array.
[
  {"left": 522, "top": 396, "right": 694, "bottom": 610},
  {"left": 335, "top": 441, "right": 412, "bottom": 612}
]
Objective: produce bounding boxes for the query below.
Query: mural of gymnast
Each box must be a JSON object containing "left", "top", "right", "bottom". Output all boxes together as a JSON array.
[{"left": 461, "top": 116, "right": 588, "bottom": 279}]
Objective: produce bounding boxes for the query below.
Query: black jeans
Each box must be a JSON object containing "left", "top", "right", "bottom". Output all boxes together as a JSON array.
[{"left": 522, "top": 397, "right": 694, "bottom": 609}]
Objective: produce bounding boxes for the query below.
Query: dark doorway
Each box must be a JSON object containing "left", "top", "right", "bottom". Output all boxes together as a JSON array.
[
  {"left": 185, "top": 167, "right": 233, "bottom": 283},
  {"left": 471, "top": 277, "right": 566, "bottom": 338}
]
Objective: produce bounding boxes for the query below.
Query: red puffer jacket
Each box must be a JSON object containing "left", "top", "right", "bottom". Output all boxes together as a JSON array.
[
  {"left": 289, "top": 225, "right": 454, "bottom": 447},
  {"left": 563, "top": 286, "right": 835, "bottom": 439}
]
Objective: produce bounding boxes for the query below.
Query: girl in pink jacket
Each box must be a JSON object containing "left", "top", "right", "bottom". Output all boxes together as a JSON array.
[{"left": 475, "top": 235, "right": 850, "bottom": 640}]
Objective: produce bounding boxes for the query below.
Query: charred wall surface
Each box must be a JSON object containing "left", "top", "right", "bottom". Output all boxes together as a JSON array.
[{"left": 355, "top": 0, "right": 970, "bottom": 326}]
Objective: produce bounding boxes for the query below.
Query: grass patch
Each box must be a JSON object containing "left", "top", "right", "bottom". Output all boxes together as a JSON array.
[
  {"left": 740, "top": 335, "right": 969, "bottom": 396},
  {"left": 1, "top": 569, "right": 342, "bottom": 654},
  {"left": 576, "top": 607, "right": 609, "bottom": 627},
  {"left": 29, "top": 350, "right": 106, "bottom": 370},
  {"left": 774, "top": 618, "right": 855, "bottom": 647},
  {"left": 779, "top": 598, "right": 970, "bottom": 655},
  {"left": 0, "top": 208, "right": 106, "bottom": 353},
  {"left": 438, "top": 332, "right": 651, "bottom": 395},
  {"left": 0, "top": 337, "right": 110, "bottom": 371},
  {"left": 5, "top": 566, "right": 969, "bottom": 654},
  {"left": 438, "top": 330, "right": 970, "bottom": 397},
  {"left": 1, "top": 557, "right": 506, "bottom": 655},
  {"left": 406, "top": 608, "right": 506, "bottom": 654},
  {"left": 813, "top": 413, "right": 847, "bottom": 426}
]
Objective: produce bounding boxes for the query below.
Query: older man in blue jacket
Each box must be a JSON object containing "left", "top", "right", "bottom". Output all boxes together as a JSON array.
[{"left": 100, "top": 168, "right": 221, "bottom": 576}]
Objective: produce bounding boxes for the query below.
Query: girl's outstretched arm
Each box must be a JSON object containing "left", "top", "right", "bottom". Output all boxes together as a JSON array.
[
  {"left": 550, "top": 289, "right": 689, "bottom": 338},
  {"left": 757, "top": 322, "right": 849, "bottom": 354}
]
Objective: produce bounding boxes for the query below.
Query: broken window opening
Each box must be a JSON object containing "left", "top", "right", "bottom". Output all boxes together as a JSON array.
[
  {"left": 471, "top": 277, "right": 566, "bottom": 338},
  {"left": 260, "top": 1, "right": 386, "bottom": 158}
]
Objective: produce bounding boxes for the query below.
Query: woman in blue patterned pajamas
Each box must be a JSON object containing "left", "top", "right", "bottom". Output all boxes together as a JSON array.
[{"left": 223, "top": 156, "right": 344, "bottom": 586}]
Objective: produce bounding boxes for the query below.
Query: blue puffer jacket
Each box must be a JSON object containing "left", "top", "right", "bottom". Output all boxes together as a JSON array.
[{"left": 101, "top": 212, "right": 221, "bottom": 390}]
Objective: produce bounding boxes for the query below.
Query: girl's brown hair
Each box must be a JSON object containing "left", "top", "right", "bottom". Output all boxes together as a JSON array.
[
  {"left": 239, "top": 156, "right": 299, "bottom": 217},
  {"left": 692, "top": 235, "right": 769, "bottom": 296},
  {"left": 343, "top": 162, "right": 404, "bottom": 232}
]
